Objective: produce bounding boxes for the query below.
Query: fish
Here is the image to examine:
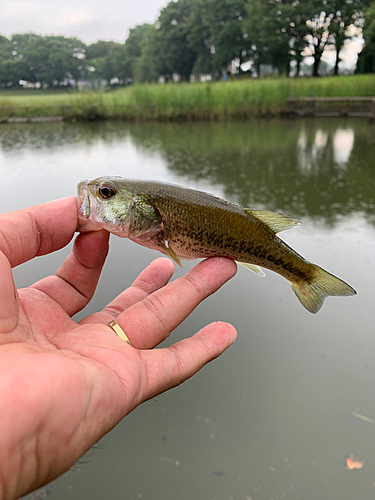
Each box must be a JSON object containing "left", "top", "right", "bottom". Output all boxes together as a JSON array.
[{"left": 77, "top": 177, "right": 356, "bottom": 314}]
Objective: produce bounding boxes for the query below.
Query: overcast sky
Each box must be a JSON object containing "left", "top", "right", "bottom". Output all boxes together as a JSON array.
[{"left": 0, "top": 0, "right": 169, "bottom": 43}]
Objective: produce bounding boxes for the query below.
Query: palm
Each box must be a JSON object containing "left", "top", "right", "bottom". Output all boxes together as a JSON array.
[{"left": 0, "top": 197, "right": 237, "bottom": 499}]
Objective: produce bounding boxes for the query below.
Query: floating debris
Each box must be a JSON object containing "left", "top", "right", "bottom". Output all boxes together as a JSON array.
[
  {"left": 213, "top": 471, "right": 225, "bottom": 477},
  {"left": 160, "top": 456, "right": 180, "bottom": 465},
  {"left": 349, "top": 410, "right": 375, "bottom": 424},
  {"left": 345, "top": 455, "right": 365, "bottom": 470},
  {"left": 30, "top": 490, "right": 50, "bottom": 500}
]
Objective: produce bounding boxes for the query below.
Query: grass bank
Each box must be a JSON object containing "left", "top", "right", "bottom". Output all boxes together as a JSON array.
[{"left": 0, "top": 75, "right": 374, "bottom": 122}]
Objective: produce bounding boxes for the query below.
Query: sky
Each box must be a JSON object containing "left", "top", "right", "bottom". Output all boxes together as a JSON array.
[
  {"left": 0, "top": 0, "right": 363, "bottom": 68},
  {"left": 0, "top": 0, "right": 169, "bottom": 43}
]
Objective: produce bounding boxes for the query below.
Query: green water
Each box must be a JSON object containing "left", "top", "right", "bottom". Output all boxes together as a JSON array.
[{"left": 1, "top": 118, "right": 374, "bottom": 500}]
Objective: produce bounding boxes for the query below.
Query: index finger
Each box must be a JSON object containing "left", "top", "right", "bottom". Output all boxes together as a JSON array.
[{"left": 0, "top": 197, "right": 78, "bottom": 268}]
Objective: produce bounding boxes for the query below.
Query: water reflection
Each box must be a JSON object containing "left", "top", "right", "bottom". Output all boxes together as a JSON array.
[
  {"left": 1, "top": 119, "right": 373, "bottom": 228},
  {"left": 125, "top": 119, "right": 375, "bottom": 226},
  {"left": 333, "top": 128, "right": 355, "bottom": 166},
  {"left": 297, "top": 126, "right": 354, "bottom": 174}
]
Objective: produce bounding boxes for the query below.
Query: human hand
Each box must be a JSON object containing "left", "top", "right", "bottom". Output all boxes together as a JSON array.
[{"left": 0, "top": 197, "right": 237, "bottom": 500}]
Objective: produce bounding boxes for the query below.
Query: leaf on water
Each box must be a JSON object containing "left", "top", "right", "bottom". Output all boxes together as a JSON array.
[
  {"left": 345, "top": 455, "right": 365, "bottom": 470},
  {"left": 349, "top": 410, "right": 375, "bottom": 424}
]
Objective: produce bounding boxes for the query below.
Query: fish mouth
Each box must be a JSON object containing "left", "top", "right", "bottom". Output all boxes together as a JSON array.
[
  {"left": 76, "top": 180, "right": 105, "bottom": 233},
  {"left": 77, "top": 180, "right": 90, "bottom": 220},
  {"left": 76, "top": 180, "right": 95, "bottom": 232}
]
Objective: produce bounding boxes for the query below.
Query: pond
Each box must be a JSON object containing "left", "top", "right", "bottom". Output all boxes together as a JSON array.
[{"left": 1, "top": 118, "right": 374, "bottom": 500}]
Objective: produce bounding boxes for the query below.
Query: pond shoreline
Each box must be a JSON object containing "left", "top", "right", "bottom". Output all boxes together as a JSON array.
[
  {"left": 1, "top": 75, "right": 374, "bottom": 123},
  {"left": 1, "top": 107, "right": 373, "bottom": 124},
  {"left": 5, "top": 116, "right": 64, "bottom": 123}
]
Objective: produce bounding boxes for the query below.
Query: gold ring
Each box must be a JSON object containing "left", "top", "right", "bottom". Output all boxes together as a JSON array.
[{"left": 108, "top": 320, "right": 132, "bottom": 346}]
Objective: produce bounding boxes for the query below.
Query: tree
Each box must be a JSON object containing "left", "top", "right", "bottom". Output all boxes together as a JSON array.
[
  {"left": 86, "top": 40, "right": 121, "bottom": 84},
  {"left": 133, "top": 25, "right": 166, "bottom": 82},
  {"left": 276, "top": 1, "right": 310, "bottom": 76},
  {"left": 112, "top": 24, "right": 155, "bottom": 82},
  {"left": 12, "top": 35, "right": 86, "bottom": 87},
  {"left": 188, "top": 0, "right": 248, "bottom": 76},
  {"left": 0, "top": 34, "right": 10, "bottom": 46},
  {"left": 156, "top": 0, "right": 198, "bottom": 80},
  {"left": 203, "top": 0, "right": 248, "bottom": 73},
  {"left": 244, "top": 0, "right": 281, "bottom": 76},
  {"left": 267, "top": 4, "right": 294, "bottom": 75},
  {"left": 329, "top": 0, "right": 370, "bottom": 75},
  {"left": 0, "top": 33, "right": 88, "bottom": 87},
  {"left": 8, "top": 33, "right": 42, "bottom": 85},
  {"left": 304, "top": 1, "right": 337, "bottom": 76},
  {"left": 243, "top": 0, "right": 368, "bottom": 77},
  {"left": 187, "top": 0, "right": 215, "bottom": 76},
  {"left": 357, "top": 0, "right": 375, "bottom": 72},
  {"left": 0, "top": 36, "right": 17, "bottom": 86},
  {"left": 301, "top": 0, "right": 368, "bottom": 76}
]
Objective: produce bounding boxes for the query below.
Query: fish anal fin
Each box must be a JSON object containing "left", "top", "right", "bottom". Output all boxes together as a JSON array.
[
  {"left": 244, "top": 209, "right": 300, "bottom": 233},
  {"left": 236, "top": 261, "right": 265, "bottom": 277},
  {"left": 157, "top": 234, "right": 183, "bottom": 268}
]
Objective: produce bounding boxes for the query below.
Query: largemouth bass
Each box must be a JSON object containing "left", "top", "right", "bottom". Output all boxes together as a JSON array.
[{"left": 77, "top": 177, "right": 356, "bottom": 313}]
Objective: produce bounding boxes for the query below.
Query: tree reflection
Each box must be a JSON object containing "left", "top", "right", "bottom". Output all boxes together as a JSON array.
[
  {"left": 127, "top": 119, "right": 375, "bottom": 227},
  {"left": 0, "top": 118, "right": 373, "bottom": 227}
]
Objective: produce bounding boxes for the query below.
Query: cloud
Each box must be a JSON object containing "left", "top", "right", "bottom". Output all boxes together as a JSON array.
[
  {"left": 3, "top": 1, "right": 29, "bottom": 15},
  {"left": 65, "top": 11, "right": 93, "bottom": 26},
  {"left": 2, "top": 2, "right": 93, "bottom": 28},
  {"left": 1, "top": 1, "right": 94, "bottom": 34},
  {"left": 0, "top": 0, "right": 167, "bottom": 43}
]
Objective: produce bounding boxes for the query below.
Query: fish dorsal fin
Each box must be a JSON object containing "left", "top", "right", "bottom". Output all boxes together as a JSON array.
[
  {"left": 235, "top": 261, "right": 265, "bottom": 277},
  {"left": 243, "top": 209, "right": 300, "bottom": 234}
]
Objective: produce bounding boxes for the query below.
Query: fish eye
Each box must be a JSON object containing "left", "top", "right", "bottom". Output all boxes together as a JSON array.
[{"left": 98, "top": 183, "right": 115, "bottom": 199}]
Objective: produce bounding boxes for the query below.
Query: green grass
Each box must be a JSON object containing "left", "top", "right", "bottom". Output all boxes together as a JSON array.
[{"left": 0, "top": 75, "right": 374, "bottom": 121}]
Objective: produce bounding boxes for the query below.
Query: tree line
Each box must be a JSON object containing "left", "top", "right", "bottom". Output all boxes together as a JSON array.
[{"left": 0, "top": 0, "right": 374, "bottom": 88}]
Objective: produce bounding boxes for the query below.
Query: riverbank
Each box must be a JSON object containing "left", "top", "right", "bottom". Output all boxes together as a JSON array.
[{"left": 0, "top": 75, "right": 374, "bottom": 122}]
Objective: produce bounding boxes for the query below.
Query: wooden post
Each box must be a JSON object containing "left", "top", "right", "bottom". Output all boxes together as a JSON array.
[
  {"left": 311, "top": 98, "right": 316, "bottom": 117},
  {"left": 344, "top": 99, "right": 349, "bottom": 117},
  {"left": 371, "top": 99, "right": 375, "bottom": 120}
]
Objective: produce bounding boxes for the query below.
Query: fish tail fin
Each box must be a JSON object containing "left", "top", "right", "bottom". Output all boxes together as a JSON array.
[{"left": 290, "top": 265, "right": 356, "bottom": 314}]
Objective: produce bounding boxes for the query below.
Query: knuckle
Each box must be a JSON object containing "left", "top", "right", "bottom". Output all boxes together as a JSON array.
[
  {"left": 168, "top": 345, "right": 185, "bottom": 384},
  {"left": 143, "top": 295, "right": 168, "bottom": 330},
  {"left": 184, "top": 272, "right": 206, "bottom": 296}
]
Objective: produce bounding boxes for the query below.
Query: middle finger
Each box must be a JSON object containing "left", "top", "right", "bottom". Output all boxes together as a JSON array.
[{"left": 116, "top": 257, "right": 237, "bottom": 349}]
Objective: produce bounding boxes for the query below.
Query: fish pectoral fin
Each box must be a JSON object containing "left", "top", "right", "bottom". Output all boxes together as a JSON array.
[
  {"left": 157, "top": 235, "right": 183, "bottom": 268},
  {"left": 244, "top": 209, "right": 301, "bottom": 233},
  {"left": 236, "top": 261, "right": 265, "bottom": 277}
]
